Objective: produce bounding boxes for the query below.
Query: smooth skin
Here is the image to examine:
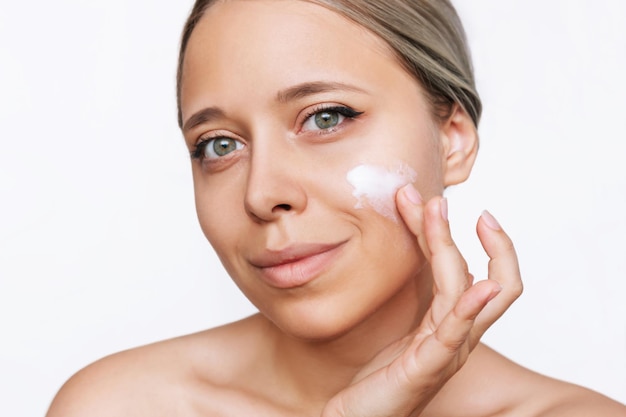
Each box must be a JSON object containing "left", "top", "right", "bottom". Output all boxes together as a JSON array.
[{"left": 47, "top": 1, "right": 625, "bottom": 416}]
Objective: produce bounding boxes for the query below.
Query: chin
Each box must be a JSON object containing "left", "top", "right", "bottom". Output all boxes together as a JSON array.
[
  {"left": 269, "top": 304, "right": 372, "bottom": 343},
  {"left": 257, "top": 272, "right": 424, "bottom": 344}
]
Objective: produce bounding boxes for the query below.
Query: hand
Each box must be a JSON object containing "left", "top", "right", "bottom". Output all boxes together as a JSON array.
[{"left": 321, "top": 185, "right": 523, "bottom": 417}]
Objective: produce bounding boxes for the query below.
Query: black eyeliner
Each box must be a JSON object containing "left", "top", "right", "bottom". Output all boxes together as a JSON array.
[
  {"left": 190, "top": 138, "right": 211, "bottom": 160},
  {"left": 306, "top": 105, "right": 364, "bottom": 120}
]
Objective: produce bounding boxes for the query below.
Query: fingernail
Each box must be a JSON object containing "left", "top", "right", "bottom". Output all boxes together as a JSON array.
[
  {"left": 487, "top": 284, "right": 503, "bottom": 302},
  {"left": 440, "top": 198, "right": 448, "bottom": 221},
  {"left": 403, "top": 184, "right": 422, "bottom": 205},
  {"left": 481, "top": 210, "right": 502, "bottom": 230}
]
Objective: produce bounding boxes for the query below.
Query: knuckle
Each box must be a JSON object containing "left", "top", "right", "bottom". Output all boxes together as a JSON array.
[
  {"left": 461, "top": 260, "right": 470, "bottom": 276},
  {"left": 499, "top": 236, "right": 516, "bottom": 254},
  {"left": 512, "top": 280, "right": 524, "bottom": 298},
  {"left": 439, "top": 232, "right": 456, "bottom": 248},
  {"left": 435, "top": 331, "right": 464, "bottom": 354},
  {"left": 507, "top": 279, "right": 524, "bottom": 299}
]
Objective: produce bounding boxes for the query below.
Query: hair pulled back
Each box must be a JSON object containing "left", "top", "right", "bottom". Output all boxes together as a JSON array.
[{"left": 176, "top": 0, "right": 481, "bottom": 129}]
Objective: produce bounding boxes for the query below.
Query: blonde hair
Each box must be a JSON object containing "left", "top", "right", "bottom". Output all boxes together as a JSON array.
[{"left": 176, "top": 0, "right": 481, "bottom": 128}]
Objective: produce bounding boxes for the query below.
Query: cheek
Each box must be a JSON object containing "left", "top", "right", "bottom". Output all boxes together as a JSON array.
[
  {"left": 346, "top": 162, "right": 416, "bottom": 222},
  {"left": 192, "top": 168, "right": 244, "bottom": 252},
  {"left": 412, "top": 140, "right": 446, "bottom": 199}
]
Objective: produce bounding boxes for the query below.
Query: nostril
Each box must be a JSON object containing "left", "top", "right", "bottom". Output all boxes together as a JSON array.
[{"left": 274, "top": 204, "right": 292, "bottom": 212}]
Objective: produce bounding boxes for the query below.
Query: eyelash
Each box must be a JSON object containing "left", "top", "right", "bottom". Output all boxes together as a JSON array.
[
  {"left": 190, "top": 135, "right": 238, "bottom": 161},
  {"left": 300, "top": 105, "right": 364, "bottom": 134},
  {"left": 189, "top": 105, "right": 364, "bottom": 161}
]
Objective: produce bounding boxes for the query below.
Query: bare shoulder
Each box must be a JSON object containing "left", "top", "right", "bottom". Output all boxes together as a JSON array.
[
  {"left": 46, "top": 315, "right": 264, "bottom": 417},
  {"left": 510, "top": 367, "right": 626, "bottom": 417},
  {"left": 530, "top": 384, "right": 626, "bottom": 417},
  {"left": 429, "top": 343, "right": 626, "bottom": 417}
]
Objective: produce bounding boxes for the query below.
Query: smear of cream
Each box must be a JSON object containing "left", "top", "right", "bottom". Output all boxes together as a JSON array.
[{"left": 346, "top": 162, "right": 417, "bottom": 221}]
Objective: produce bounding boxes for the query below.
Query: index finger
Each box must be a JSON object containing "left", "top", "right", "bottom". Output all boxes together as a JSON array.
[{"left": 471, "top": 210, "right": 523, "bottom": 342}]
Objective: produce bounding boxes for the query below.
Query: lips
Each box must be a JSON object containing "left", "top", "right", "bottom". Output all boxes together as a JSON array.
[{"left": 249, "top": 241, "right": 346, "bottom": 289}]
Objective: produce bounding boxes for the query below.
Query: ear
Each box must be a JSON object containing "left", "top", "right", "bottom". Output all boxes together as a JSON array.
[{"left": 439, "top": 104, "right": 479, "bottom": 187}]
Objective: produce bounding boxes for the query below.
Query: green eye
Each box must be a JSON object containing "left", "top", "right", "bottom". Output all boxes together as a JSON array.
[
  {"left": 314, "top": 111, "right": 341, "bottom": 129},
  {"left": 191, "top": 136, "right": 244, "bottom": 161},
  {"left": 211, "top": 138, "right": 239, "bottom": 157},
  {"left": 301, "top": 106, "right": 363, "bottom": 133}
]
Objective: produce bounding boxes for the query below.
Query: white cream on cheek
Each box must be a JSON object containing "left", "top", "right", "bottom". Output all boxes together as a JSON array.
[{"left": 346, "top": 163, "right": 417, "bottom": 221}]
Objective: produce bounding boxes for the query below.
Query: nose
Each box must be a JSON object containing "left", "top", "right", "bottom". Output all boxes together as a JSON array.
[{"left": 244, "top": 140, "right": 308, "bottom": 222}]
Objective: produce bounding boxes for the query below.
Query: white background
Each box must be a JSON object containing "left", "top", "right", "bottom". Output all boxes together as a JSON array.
[{"left": 1, "top": 1, "right": 625, "bottom": 415}]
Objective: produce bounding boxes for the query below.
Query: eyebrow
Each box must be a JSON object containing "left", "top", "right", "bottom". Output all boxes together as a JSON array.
[
  {"left": 183, "top": 107, "right": 226, "bottom": 133},
  {"left": 275, "top": 81, "right": 367, "bottom": 103},
  {"left": 183, "top": 81, "right": 367, "bottom": 133}
]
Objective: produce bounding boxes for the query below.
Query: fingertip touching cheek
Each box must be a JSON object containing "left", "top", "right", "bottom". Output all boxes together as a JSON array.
[{"left": 346, "top": 162, "right": 417, "bottom": 222}]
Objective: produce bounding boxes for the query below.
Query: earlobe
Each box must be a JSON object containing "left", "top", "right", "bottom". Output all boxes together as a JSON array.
[{"left": 440, "top": 105, "right": 479, "bottom": 186}]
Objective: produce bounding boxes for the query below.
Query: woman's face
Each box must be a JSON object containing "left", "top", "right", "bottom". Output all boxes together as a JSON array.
[{"left": 180, "top": 0, "right": 463, "bottom": 340}]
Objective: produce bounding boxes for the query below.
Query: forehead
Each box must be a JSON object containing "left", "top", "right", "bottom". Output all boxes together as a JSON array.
[{"left": 179, "top": 0, "right": 420, "bottom": 121}]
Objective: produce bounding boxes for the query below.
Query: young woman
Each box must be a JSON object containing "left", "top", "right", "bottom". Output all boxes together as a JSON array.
[{"left": 47, "top": 1, "right": 626, "bottom": 416}]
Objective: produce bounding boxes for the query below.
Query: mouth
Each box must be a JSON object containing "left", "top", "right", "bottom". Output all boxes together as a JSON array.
[{"left": 249, "top": 241, "right": 347, "bottom": 289}]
